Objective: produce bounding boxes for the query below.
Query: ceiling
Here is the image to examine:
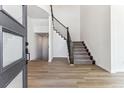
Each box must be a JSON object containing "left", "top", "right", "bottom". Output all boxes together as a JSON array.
[{"left": 27, "top": 5, "right": 49, "bottom": 19}]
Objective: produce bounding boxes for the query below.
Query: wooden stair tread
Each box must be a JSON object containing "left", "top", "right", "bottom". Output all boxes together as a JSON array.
[
  {"left": 74, "top": 55, "right": 90, "bottom": 58},
  {"left": 73, "top": 41, "right": 92, "bottom": 64}
]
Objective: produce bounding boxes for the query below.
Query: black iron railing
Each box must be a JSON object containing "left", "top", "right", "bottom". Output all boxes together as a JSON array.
[{"left": 50, "top": 5, "right": 74, "bottom": 64}]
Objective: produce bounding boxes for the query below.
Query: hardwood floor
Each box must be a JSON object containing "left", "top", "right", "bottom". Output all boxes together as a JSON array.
[{"left": 28, "top": 58, "right": 124, "bottom": 88}]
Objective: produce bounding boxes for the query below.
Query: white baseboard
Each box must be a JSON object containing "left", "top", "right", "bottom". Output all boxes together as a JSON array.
[
  {"left": 111, "top": 69, "right": 124, "bottom": 73},
  {"left": 48, "top": 58, "right": 53, "bottom": 62}
]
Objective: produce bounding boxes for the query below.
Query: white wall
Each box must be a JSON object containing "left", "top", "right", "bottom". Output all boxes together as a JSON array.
[
  {"left": 80, "top": 5, "right": 111, "bottom": 72},
  {"left": 53, "top": 30, "right": 68, "bottom": 57},
  {"left": 111, "top": 6, "right": 124, "bottom": 72},
  {"left": 37, "top": 5, "right": 51, "bottom": 15},
  {"left": 31, "top": 18, "right": 49, "bottom": 33},
  {"left": 53, "top": 5, "right": 80, "bottom": 41},
  {"left": 28, "top": 5, "right": 49, "bottom": 19},
  {"left": 48, "top": 16, "right": 53, "bottom": 62},
  {"left": 28, "top": 17, "right": 36, "bottom": 60}
]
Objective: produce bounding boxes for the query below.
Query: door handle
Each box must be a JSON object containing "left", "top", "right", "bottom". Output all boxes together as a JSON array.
[
  {"left": 26, "top": 53, "right": 30, "bottom": 64},
  {"left": 27, "top": 53, "right": 30, "bottom": 61},
  {"left": 25, "top": 42, "right": 30, "bottom": 64}
]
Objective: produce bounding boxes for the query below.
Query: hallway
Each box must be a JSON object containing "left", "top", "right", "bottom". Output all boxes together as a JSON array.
[{"left": 28, "top": 59, "right": 124, "bottom": 88}]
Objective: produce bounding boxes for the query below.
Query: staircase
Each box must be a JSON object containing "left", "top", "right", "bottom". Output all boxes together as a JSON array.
[
  {"left": 73, "top": 42, "right": 92, "bottom": 64},
  {"left": 50, "top": 5, "right": 94, "bottom": 65}
]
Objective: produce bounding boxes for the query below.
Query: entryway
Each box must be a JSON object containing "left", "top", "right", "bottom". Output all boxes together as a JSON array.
[{"left": 27, "top": 5, "right": 49, "bottom": 61}]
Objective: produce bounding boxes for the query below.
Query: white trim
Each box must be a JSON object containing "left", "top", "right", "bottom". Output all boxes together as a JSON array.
[{"left": 111, "top": 69, "right": 124, "bottom": 73}]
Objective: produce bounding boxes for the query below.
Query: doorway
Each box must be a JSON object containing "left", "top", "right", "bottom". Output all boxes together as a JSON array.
[
  {"left": 37, "top": 33, "right": 49, "bottom": 61},
  {"left": 27, "top": 5, "right": 49, "bottom": 62},
  {"left": 0, "top": 5, "right": 50, "bottom": 88}
]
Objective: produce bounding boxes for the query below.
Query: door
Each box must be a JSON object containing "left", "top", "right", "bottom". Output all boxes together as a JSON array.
[
  {"left": 42, "top": 34, "right": 49, "bottom": 61},
  {"left": 0, "top": 5, "right": 27, "bottom": 88}
]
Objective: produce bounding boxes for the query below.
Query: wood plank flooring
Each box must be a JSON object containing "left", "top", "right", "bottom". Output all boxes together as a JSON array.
[{"left": 28, "top": 59, "right": 124, "bottom": 88}]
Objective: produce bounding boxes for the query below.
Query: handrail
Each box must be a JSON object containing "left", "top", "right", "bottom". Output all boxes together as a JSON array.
[
  {"left": 50, "top": 5, "right": 54, "bottom": 19},
  {"left": 50, "top": 5, "right": 74, "bottom": 64},
  {"left": 50, "top": 5, "right": 67, "bottom": 29}
]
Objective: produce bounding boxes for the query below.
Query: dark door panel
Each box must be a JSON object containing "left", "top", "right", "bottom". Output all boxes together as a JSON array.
[{"left": 0, "top": 5, "right": 27, "bottom": 88}]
